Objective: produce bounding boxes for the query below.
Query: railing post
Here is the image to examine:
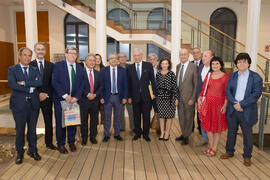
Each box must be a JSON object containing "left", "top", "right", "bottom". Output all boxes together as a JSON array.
[
  {"left": 191, "top": 28, "right": 194, "bottom": 49},
  {"left": 265, "top": 61, "right": 269, "bottom": 85},
  {"left": 197, "top": 21, "right": 201, "bottom": 48},
  {"left": 259, "top": 95, "right": 267, "bottom": 149}
]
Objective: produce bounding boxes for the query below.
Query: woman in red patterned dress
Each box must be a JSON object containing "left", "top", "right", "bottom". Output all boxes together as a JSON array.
[{"left": 198, "top": 56, "right": 229, "bottom": 157}]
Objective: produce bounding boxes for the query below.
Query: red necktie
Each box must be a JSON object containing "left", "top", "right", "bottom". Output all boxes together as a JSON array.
[{"left": 89, "top": 70, "right": 94, "bottom": 93}]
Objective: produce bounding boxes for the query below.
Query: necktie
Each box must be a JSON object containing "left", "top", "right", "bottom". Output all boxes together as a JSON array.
[
  {"left": 178, "top": 65, "right": 184, "bottom": 87},
  {"left": 70, "top": 64, "right": 76, "bottom": 93},
  {"left": 112, "top": 68, "right": 116, "bottom": 93},
  {"left": 89, "top": 70, "right": 94, "bottom": 93},
  {"left": 136, "top": 63, "right": 141, "bottom": 80},
  {"left": 39, "top": 61, "right": 44, "bottom": 77},
  {"left": 23, "top": 67, "right": 29, "bottom": 81}
]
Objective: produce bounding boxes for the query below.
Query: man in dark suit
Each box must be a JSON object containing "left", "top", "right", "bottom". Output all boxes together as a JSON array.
[
  {"left": 127, "top": 48, "right": 156, "bottom": 142},
  {"left": 195, "top": 50, "right": 213, "bottom": 146},
  {"left": 220, "top": 53, "right": 262, "bottom": 167},
  {"left": 30, "top": 42, "right": 56, "bottom": 150},
  {"left": 79, "top": 54, "right": 103, "bottom": 145},
  {"left": 175, "top": 48, "right": 197, "bottom": 145},
  {"left": 52, "top": 47, "right": 84, "bottom": 154},
  {"left": 118, "top": 52, "right": 134, "bottom": 132},
  {"left": 8, "top": 47, "right": 42, "bottom": 164},
  {"left": 191, "top": 48, "right": 203, "bottom": 67},
  {"left": 100, "top": 53, "right": 128, "bottom": 142}
]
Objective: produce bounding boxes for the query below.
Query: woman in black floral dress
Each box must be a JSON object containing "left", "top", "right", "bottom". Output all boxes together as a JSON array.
[{"left": 156, "top": 57, "right": 179, "bottom": 141}]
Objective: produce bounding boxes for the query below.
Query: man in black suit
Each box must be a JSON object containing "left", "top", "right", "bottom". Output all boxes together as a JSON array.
[
  {"left": 8, "top": 47, "right": 42, "bottom": 164},
  {"left": 127, "top": 48, "right": 156, "bottom": 142},
  {"left": 30, "top": 42, "right": 56, "bottom": 150},
  {"left": 191, "top": 48, "right": 203, "bottom": 68},
  {"left": 79, "top": 54, "right": 103, "bottom": 145}
]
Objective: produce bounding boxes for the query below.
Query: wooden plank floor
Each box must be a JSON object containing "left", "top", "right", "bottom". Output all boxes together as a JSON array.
[{"left": 1, "top": 120, "right": 270, "bottom": 180}]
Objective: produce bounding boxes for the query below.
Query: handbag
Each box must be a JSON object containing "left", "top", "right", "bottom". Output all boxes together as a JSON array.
[
  {"left": 150, "top": 113, "right": 160, "bottom": 131},
  {"left": 61, "top": 101, "right": 81, "bottom": 128},
  {"left": 198, "top": 73, "right": 211, "bottom": 120}
]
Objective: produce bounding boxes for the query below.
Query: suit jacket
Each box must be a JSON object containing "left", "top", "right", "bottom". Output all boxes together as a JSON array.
[
  {"left": 101, "top": 66, "right": 128, "bottom": 104},
  {"left": 226, "top": 70, "right": 262, "bottom": 126},
  {"left": 8, "top": 64, "right": 42, "bottom": 112},
  {"left": 127, "top": 61, "right": 156, "bottom": 104},
  {"left": 176, "top": 62, "right": 197, "bottom": 104},
  {"left": 30, "top": 59, "right": 54, "bottom": 99},
  {"left": 196, "top": 64, "right": 209, "bottom": 100},
  {"left": 52, "top": 60, "right": 84, "bottom": 101},
  {"left": 79, "top": 69, "right": 103, "bottom": 108}
]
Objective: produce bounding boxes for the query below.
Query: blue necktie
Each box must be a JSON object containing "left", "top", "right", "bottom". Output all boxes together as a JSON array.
[
  {"left": 39, "top": 61, "right": 44, "bottom": 77},
  {"left": 136, "top": 64, "right": 141, "bottom": 80},
  {"left": 23, "top": 67, "right": 29, "bottom": 81},
  {"left": 112, "top": 68, "right": 116, "bottom": 93}
]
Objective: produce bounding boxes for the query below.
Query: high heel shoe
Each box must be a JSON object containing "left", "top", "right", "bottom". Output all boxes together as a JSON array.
[
  {"left": 159, "top": 134, "right": 164, "bottom": 141},
  {"left": 163, "top": 135, "right": 170, "bottom": 141}
]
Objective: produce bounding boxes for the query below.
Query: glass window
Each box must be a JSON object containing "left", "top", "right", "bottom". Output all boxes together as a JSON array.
[
  {"left": 147, "top": 43, "right": 170, "bottom": 60},
  {"left": 108, "top": 8, "right": 131, "bottom": 29},
  {"left": 107, "top": 36, "right": 131, "bottom": 61},
  {"left": 147, "top": 8, "right": 171, "bottom": 34},
  {"left": 64, "top": 14, "right": 89, "bottom": 60}
]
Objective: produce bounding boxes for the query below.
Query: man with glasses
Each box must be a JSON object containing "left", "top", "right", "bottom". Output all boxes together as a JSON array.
[
  {"left": 52, "top": 47, "right": 85, "bottom": 154},
  {"left": 100, "top": 53, "right": 128, "bottom": 142}
]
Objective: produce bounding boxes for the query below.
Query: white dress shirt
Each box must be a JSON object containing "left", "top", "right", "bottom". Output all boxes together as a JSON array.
[
  {"left": 36, "top": 59, "right": 45, "bottom": 72},
  {"left": 235, "top": 70, "right": 250, "bottom": 102},
  {"left": 86, "top": 67, "right": 95, "bottom": 97},
  {"left": 201, "top": 65, "right": 210, "bottom": 82},
  {"left": 110, "top": 66, "right": 118, "bottom": 93},
  {"left": 20, "top": 63, "right": 34, "bottom": 93},
  {"left": 62, "top": 60, "right": 76, "bottom": 99},
  {"left": 135, "top": 61, "right": 142, "bottom": 78}
]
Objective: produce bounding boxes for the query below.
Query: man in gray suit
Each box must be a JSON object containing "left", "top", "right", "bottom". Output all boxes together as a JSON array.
[{"left": 175, "top": 48, "right": 197, "bottom": 145}]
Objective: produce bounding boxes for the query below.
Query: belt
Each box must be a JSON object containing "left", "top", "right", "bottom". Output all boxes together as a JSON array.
[
  {"left": 25, "top": 97, "right": 31, "bottom": 102},
  {"left": 111, "top": 93, "right": 119, "bottom": 95}
]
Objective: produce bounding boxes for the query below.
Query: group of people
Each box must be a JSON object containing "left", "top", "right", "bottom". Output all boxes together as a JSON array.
[{"left": 8, "top": 42, "right": 262, "bottom": 167}]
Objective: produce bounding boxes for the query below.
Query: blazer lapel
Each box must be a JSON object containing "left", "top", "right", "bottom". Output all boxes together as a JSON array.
[
  {"left": 63, "top": 61, "right": 70, "bottom": 92},
  {"left": 232, "top": 72, "right": 238, "bottom": 97},
  {"left": 132, "top": 63, "right": 140, "bottom": 82},
  {"left": 182, "top": 63, "right": 191, "bottom": 84},
  {"left": 16, "top": 64, "right": 25, "bottom": 80}
]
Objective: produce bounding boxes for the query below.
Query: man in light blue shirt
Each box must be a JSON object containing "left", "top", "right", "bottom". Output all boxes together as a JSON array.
[{"left": 220, "top": 53, "right": 262, "bottom": 167}]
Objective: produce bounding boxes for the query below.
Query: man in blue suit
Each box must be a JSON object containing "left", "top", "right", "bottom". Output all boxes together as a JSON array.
[
  {"left": 220, "top": 53, "right": 262, "bottom": 167},
  {"left": 52, "top": 47, "right": 84, "bottom": 154},
  {"left": 8, "top": 47, "right": 42, "bottom": 164},
  {"left": 100, "top": 53, "right": 128, "bottom": 142}
]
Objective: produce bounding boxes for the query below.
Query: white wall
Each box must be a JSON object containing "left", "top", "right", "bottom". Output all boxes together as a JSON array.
[{"left": 0, "top": 5, "right": 12, "bottom": 42}]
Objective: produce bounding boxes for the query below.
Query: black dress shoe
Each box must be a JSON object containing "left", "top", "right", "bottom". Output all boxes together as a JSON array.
[
  {"left": 90, "top": 137, "right": 98, "bottom": 144},
  {"left": 57, "top": 145, "right": 68, "bottom": 154},
  {"left": 181, "top": 137, "right": 189, "bottom": 145},
  {"left": 69, "top": 143, "right": 77, "bottom": 152},
  {"left": 28, "top": 152, "right": 41, "bottom": 161},
  {"left": 81, "top": 139, "right": 87, "bottom": 146},
  {"left": 103, "top": 136, "right": 110, "bottom": 142},
  {"left": 175, "top": 135, "right": 184, "bottom": 141},
  {"left": 15, "top": 155, "right": 23, "bottom": 164},
  {"left": 143, "top": 135, "right": 151, "bottom": 142},
  {"left": 46, "top": 144, "right": 57, "bottom": 150},
  {"left": 114, "top": 135, "right": 123, "bottom": 141},
  {"left": 132, "top": 134, "right": 141, "bottom": 141}
]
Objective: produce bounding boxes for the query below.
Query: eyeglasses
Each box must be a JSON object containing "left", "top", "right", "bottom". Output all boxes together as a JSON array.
[{"left": 67, "top": 52, "right": 77, "bottom": 55}]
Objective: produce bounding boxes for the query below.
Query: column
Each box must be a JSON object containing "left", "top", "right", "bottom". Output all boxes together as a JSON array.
[
  {"left": 171, "top": 0, "right": 182, "bottom": 72},
  {"left": 96, "top": 0, "right": 107, "bottom": 65},
  {"left": 23, "top": 0, "right": 38, "bottom": 51},
  {"left": 245, "top": 0, "right": 261, "bottom": 71}
]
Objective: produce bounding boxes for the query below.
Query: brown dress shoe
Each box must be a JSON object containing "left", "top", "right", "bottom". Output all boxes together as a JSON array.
[
  {"left": 57, "top": 145, "right": 68, "bottom": 154},
  {"left": 244, "top": 158, "right": 251, "bottom": 166},
  {"left": 69, "top": 143, "right": 77, "bottom": 152},
  {"left": 220, "top": 153, "right": 233, "bottom": 159}
]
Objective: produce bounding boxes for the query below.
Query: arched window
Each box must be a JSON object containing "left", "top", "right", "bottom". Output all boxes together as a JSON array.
[
  {"left": 64, "top": 13, "right": 89, "bottom": 60},
  {"left": 108, "top": 8, "right": 131, "bottom": 29},
  {"left": 147, "top": 8, "right": 171, "bottom": 33},
  {"left": 210, "top": 8, "right": 237, "bottom": 61}
]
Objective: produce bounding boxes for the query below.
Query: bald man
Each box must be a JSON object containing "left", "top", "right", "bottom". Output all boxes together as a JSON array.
[{"left": 175, "top": 48, "right": 197, "bottom": 145}]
